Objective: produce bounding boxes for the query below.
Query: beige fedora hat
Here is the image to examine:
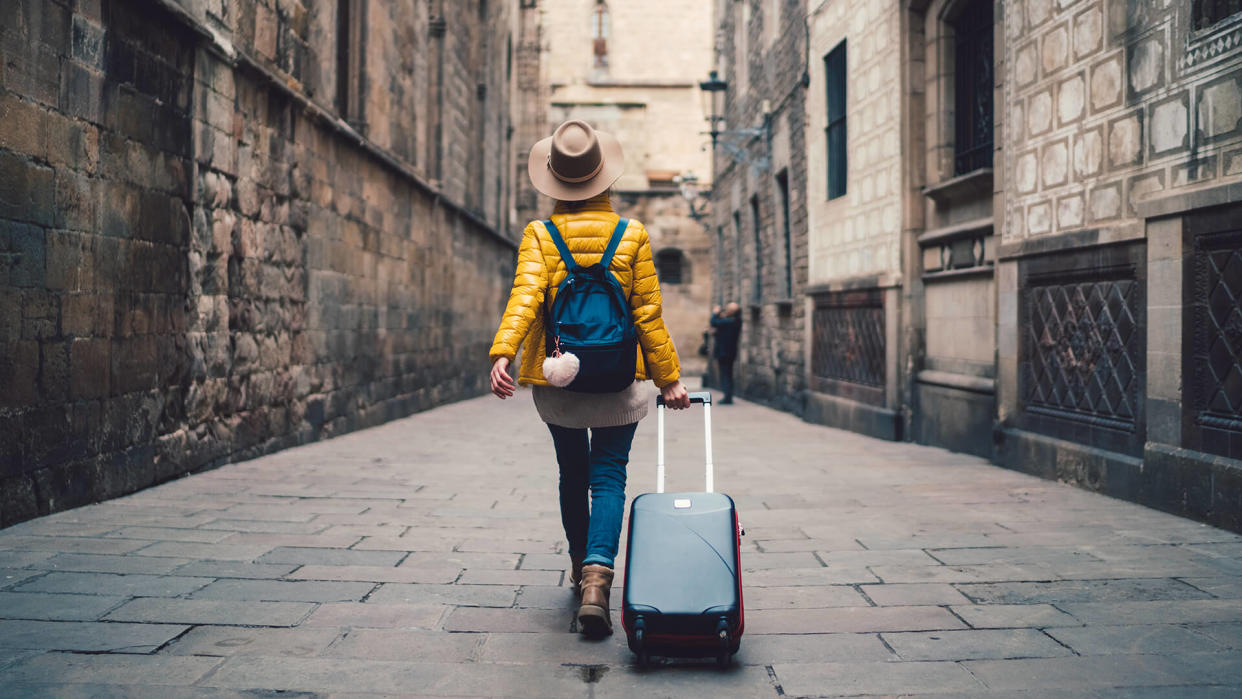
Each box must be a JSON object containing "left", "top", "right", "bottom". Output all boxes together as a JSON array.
[{"left": 528, "top": 120, "right": 625, "bottom": 201}]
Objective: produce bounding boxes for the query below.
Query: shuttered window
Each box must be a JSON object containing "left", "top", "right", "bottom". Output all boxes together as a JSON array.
[{"left": 824, "top": 41, "right": 847, "bottom": 200}]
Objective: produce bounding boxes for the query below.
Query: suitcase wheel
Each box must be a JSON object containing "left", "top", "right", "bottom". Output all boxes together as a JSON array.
[
  {"left": 630, "top": 625, "right": 650, "bottom": 670},
  {"left": 716, "top": 617, "right": 732, "bottom": 668}
]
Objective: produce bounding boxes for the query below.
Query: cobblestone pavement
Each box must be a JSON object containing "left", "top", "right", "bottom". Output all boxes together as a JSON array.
[{"left": 3, "top": 386, "right": 1242, "bottom": 697}]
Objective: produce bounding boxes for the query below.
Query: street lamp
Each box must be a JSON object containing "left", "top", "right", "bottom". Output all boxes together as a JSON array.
[
  {"left": 699, "top": 70, "right": 727, "bottom": 148},
  {"left": 674, "top": 171, "right": 708, "bottom": 222},
  {"left": 698, "top": 70, "right": 770, "bottom": 171}
]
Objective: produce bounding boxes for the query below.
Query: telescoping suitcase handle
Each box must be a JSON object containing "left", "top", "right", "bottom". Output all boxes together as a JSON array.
[{"left": 654, "top": 391, "right": 714, "bottom": 494}]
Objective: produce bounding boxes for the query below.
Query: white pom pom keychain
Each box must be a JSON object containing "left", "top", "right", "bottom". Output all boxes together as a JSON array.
[
  {"left": 542, "top": 336, "right": 580, "bottom": 387},
  {"left": 543, "top": 351, "right": 580, "bottom": 387}
]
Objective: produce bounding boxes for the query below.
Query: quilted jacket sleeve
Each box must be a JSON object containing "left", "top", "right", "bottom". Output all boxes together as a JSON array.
[
  {"left": 629, "top": 223, "right": 682, "bottom": 388},
  {"left": 489, "top": 222, "right": 547, "bottom": 364}
]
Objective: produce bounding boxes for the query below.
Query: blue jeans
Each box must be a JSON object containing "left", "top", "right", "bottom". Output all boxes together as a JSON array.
[{"left": 547, "top": 422, "right": 638, "bottom": 568}]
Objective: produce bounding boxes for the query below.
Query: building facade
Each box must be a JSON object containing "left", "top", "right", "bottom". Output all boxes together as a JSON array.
[
  {"left": 721, "top": 0, "right": 1242, "bottom": 530},
  {"left": 708, "top": 0, "right": 811, "bottom": 413},
  {"left": 526, "top": 0, "right": 717, "bottom": 374},
  {"left": 0, "top": 0, "right": 520, "bottom": 526},
  {"left": 995, "top": 0, "right": 1242, "bottom": 530}
]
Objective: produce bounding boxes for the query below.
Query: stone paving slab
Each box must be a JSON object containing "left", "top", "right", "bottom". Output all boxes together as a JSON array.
[
  {"left": 15, "top": 572, "right": 214, "bottom": 597},
  {"left": 1, "top": 389, "right": 1241, "bottom": 695},
  {"left": 300, "top": 602, "right": 447, "bottom": 629},
  {"left": 189, "top": 579, "right": 376, "bottom": 603},
  {"left": 0, "top": 591, "right": 129, "bottom": 621},
  {"left": 4, "top": 652, "right": 223, "bottom": 686},
  {"left": 104, "top": 598, "right": 315, "bottom": 627},
  {"left": 881, "top": 628, "right": 1073, "bottom": 661},
  {"left": 38, "top": 552, "right": 193, "bottom": 575},
  {"left": 1046, "top": 623, "right": 1230, "bottom": 655},
  {"left": 772, "top": 660, "right": 984, "bottom": 696},
  {"left": 0, "top": 620, "right": 191, "bottom": 653},
  {"left": 164, "top": 625, "right": 343, "bottom": 658}
]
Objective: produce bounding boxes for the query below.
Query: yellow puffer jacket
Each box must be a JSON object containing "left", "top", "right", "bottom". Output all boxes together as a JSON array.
[{"left": 489, "top": 193, "right": 682, "bottom": 388}]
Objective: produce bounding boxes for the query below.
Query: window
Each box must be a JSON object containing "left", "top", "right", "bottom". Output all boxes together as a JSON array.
[
  {"left": 750, "top": 195, "right": 763, "bottom": 304},
  {"left": 776, "top": 170, "right": 793, "bottom": 298},
  {"left": 952, "top": 0, "right": 994, "bottom": 175},
  {"left": 733, "top": 211, "right": 743, "bottom": 301},
  {"left": 656, "top": 249, "right": 686, "bottom": 285},
  {"left": 1195, "top": 1, "right": 1242, "bottom": 31},
  {"left": 824, "top": 41, "right": 847, "bottom": 200},
  {"left": 336, "top": 0, "right": 364, "bottom": 122},
  {"left": 592, "top": 2, "right": 609, "bottom": 69}
]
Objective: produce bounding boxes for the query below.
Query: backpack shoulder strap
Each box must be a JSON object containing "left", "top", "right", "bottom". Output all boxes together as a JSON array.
[
  {"left": 542, "top": 219, "right": 577, "bottom": 271},
  {"left": 600, "top": 218, "right": 629, "bottom": 270}
]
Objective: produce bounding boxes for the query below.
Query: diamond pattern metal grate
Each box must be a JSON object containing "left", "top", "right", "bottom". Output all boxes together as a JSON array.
[
  {"left": 1024, "top": 279, "right": 1141, "bottom": 428},
  {"left": 811, "top": 295, "right": 885, "bottom": 388},
  {"left": 1189, "top": 235, "right": 1242, "bottom": 432}
]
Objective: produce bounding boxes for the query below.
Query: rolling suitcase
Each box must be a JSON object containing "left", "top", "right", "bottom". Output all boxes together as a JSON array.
[{"left": 621, "top": 391, "right": 744, "bottom": 667}]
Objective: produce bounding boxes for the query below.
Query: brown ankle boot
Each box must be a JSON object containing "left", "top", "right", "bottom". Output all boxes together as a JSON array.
[
  {"left": 577, "top": 564, "right": 614, "bottom": 636},
  {"left": 569, "top": 553, "right": 585, "bottom": 595}
]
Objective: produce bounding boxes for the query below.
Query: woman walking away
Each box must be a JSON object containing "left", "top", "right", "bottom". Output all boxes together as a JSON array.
[{"left": 488, "top": 120, "right": 689, "bottom": 637}]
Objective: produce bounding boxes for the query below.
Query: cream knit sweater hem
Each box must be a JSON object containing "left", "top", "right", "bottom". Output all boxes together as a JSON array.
[{"left": 532, "top": 381, "right": 650, "bottom": 428}]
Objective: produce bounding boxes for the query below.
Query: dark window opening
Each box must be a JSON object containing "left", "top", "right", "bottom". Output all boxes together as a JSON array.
[
  {"left": 733, "top": 211, "right": 743, "bottom": 302},
  {"left": 824, "top": 41, "right": 847, "bottom": 199},
  {"left": 656, "top": 249, "right": 686, "bottom": 285},
  {"left": 750, "top": 195, "right": 763, "bottom": 305},
  {"left": 592, "top": 2, "right": 609, "bottom": 69},
  {"left": 952, "top": 0, "right": 994, "bottom": 175},
  {"left": 776, "top": 170, "right": 793, "bottom": 298},
  {"left": 336, "top": 0, "right": 352, "bottom": 117},
  {"left": 336, "top": 0, "right": 365, "bottom": 123},
  {"left": 1194, "top": 0, "right": 1242, "bottom": 30}
]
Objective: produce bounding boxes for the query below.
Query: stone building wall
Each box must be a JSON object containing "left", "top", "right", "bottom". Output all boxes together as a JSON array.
[
  {"left": 995, "top": 0, "right": 1242, "bottom": 530},
  {"left": 710, "top": 0, "right": 809, "bottom": 414},
  {"left": 1004, "top": 1, "right": 1242, "bottom": 243},
  {"left": 0, "top": 0, "right": 518, "bottom": 526},
  {"left": 802, "top": 0, "right": 909, "bottom": 439}
]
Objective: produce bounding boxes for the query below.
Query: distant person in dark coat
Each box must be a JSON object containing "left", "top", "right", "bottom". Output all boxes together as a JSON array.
[{"left": 710, "top": 302, "right": 742, "bottom": 404}]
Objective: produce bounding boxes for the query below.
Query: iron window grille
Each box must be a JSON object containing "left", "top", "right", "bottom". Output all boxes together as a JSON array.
[
  {"left": 952, "top": 0, "right": 993, "bottom": 175},
  {"left": 811, "top": 291, "right": 885, "bottom": 390},
  {"left": 824, "top": 41, "right": 847, "bottom": 200},
  {"left": 1185, "top": 226, "right": 1242, "bottom": 459}
]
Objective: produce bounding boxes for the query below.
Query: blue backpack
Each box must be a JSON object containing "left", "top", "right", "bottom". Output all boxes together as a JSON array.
[{"left": 542, "top": 218, "right": 638, "bottom": 393}]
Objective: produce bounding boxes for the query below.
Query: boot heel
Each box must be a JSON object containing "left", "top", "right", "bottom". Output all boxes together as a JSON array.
[{"left": 577, "top": 604, "right": 611, "bottom": 636}]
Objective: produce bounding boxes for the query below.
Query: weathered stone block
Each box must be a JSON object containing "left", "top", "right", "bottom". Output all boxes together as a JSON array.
[
  {"left": 0, "top": 341, "right": 40, "bottom": 408},
  {"left": 1108, "top": 113, "right": 1142, "bottom": 168},
  {"left": 1073, "top": 6, "right": 1102, "bottom": 59},
  {"left": 0, "top": 221, "right": 45, "bottom": 289},
  {"left": 0, "top": 93, "right": 48, "bottom": 159},
  {"left": 1090, "top": 54, "right": 1123, "bottom": 112},
  {"left": 69, "top": 337, "right": 110, "bottom": 400},
  {"left": 0, "top": 151, "right": 55, "bottom": 227},
  {"left": 1042, "top": 22, "right": 1069, "bottom": 76},
  {"left": 1128, "top": 37, "right": 1164, "bottom": 96},
  {"left": 1197, "top": 74, "right": 1242, "bottom": 142}
]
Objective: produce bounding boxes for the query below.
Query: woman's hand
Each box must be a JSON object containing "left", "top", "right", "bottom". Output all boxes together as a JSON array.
[
  {"left": 660, "top": 380, "right": 690, "bottom": 409},
  {"left": 490, "top": 357, "right": 516, "bottom": 399}
]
